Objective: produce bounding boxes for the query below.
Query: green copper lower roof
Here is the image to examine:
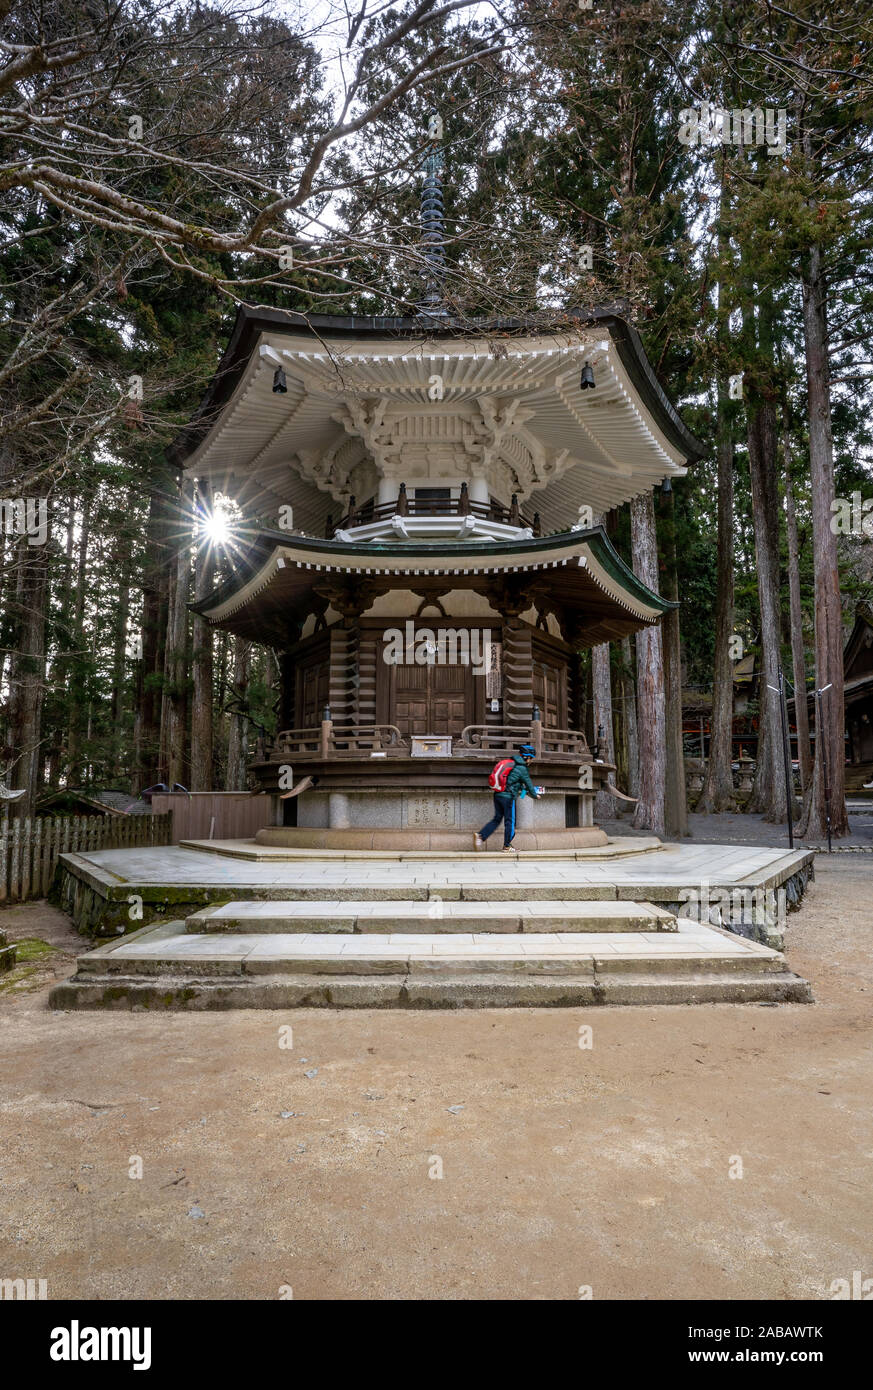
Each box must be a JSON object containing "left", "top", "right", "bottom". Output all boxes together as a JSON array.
[{"left": 193, "top": 526, "right": 674, "bottom": 647}]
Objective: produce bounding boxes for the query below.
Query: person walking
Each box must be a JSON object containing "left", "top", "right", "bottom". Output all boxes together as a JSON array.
[{"left": 474, "top": 744, "right": 542, "bottom": 853}]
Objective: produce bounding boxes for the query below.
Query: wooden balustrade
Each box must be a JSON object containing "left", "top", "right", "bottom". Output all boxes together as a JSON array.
[
  {"left": 332, "top": 494, "right": 541, "bottom": 534},
  {"left": 328, "top": 724, "right": 409, "bottom": 754},
  {"left": 273, "top": 721, "right": 589, "bottom": 762},
  {"left": 539, "top": 727, "right": 591, "bottom": 757},
  {"left": 456, "top": 724, "right": 534, "bottom": 753},
  {"left": 458, "top": 724, "right": 591, "bottom": 760},
  {"left": 273, "top": 722, "right": 409, "bottom": 759},
  {"left": 273, "top": 727, "right": 322, "bottom": 756}
]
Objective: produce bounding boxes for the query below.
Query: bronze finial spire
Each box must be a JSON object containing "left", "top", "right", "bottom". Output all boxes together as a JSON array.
[{"left": 418, "top": 113, "right": 448, "bottom": 317}]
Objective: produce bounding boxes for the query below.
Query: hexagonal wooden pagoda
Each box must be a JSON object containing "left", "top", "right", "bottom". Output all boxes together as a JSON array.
[{"left": 171, "top": 305, "right": 702, "bottom": 849}]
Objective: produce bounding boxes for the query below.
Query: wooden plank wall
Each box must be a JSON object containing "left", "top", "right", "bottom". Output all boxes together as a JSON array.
[{"left": 149, "top": 792, "right": 272, "bottom": 843}]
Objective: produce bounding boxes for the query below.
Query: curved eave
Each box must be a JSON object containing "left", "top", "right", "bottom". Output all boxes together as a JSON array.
[
  {"left": 168, "top": 304, "right": 705, "bottom": 470},
  {"left": 192, "top": 525, "right": 674, "bottom": 645}
]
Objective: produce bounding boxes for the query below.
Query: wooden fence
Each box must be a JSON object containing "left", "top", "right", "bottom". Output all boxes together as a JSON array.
[
  {"left": 149, "top": 792, "right": 272, "bottom": 843},
  {"left": 0, "top": 811, "right": 172, "bottom": 904}
]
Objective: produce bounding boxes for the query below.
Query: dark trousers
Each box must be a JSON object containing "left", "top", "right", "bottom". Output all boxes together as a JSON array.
[{"left": 479, "top": 792, "right": 516, "bottom": 847}]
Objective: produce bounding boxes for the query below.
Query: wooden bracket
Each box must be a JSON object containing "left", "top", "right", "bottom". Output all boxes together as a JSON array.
[
  {"left": 278, "top": 776, "right": 315, "bottom": 801},
  {"left": 605, "top": 782, "right": 638, "bottom": 804}
]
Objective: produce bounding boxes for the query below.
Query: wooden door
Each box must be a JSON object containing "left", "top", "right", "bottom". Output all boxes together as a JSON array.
[
  {"left": 392, "top": 662, "right": 470, "bottom": 738},
  {"left": 533, "top": 659, "right": 564, "bottom": 727},
  {"left": 299, "top": 659, "right": 329, "bottom": 728},
  {"left": 394, "top": 663, "right": 430, "bottom": 736},
  {"left": 431, "top": 663, "right": 469, "bottom": 738}
]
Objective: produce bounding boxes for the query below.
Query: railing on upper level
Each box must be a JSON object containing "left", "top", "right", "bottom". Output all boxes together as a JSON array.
[
  {"left": 327, "top": 486, "right": 541, "bottom": 537},
  {"left": 457, "top": 724, "right": 590, "bottom": 761},
  {"left": 270, "top": 718, "right": 591, "bottom": 763},
  {"left": 329, "top": 724, "right": 409, "bottom": 754},
  {"left": 273, "top": 723, "right": 410, "bottom": 760}
]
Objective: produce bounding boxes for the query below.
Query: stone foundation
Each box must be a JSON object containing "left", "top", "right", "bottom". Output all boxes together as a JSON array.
[
  {"left": 267, "top": 784, "right": 602, "bottom": 849},
  {"left": 255, "top": 825, "right": 608, "bottom": 851},
  {"left": 291, "top": 787, "right": 594, "bottom": 832}
]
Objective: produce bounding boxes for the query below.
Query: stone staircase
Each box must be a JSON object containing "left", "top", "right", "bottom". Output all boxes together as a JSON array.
[
  {"left": 50, "top": 893, "right": 811, "bottom": 1010},
  {"left": 184, "top": 899, "right": 678, "bottom": 934}
]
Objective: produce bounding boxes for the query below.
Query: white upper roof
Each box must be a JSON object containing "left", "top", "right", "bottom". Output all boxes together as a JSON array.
[{"left": 181, "top": 321, "right": 691, "bottom": 537}]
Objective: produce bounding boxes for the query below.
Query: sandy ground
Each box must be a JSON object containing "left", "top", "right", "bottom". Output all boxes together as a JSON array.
[{"left": 1, "top": 856, "right": 872, "bottom": 1302}]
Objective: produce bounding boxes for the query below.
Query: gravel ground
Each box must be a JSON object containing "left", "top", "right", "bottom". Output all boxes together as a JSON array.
[
  {"left": 603, "top": 808, "right": 873, "bottom": 850},
  {"left": 0, "top": 857, "right": 871, "bottom": 1301}
]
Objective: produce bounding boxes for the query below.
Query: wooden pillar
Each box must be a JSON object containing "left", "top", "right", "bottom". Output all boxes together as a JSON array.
[{"left": 530, "top": 709, "right": 543, "bottom": 757}]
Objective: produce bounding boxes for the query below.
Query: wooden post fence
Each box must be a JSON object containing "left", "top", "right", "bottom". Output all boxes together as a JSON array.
[{"left": 0, "top": 812, "right": 172, "bottom": 905}]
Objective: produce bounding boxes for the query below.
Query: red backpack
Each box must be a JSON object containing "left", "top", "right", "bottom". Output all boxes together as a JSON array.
[{"left": 488, "top": 758, "right": 514, "bottom": 792}]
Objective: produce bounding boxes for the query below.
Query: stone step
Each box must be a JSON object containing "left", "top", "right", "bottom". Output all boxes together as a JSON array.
[
  {"left": 49, "top": 924, "right": 813, "bottom": 1010},
  {"left": 49, "top": 968, "right": 811, "bottom": 1010},
  {"left": 179, "top": 837, "right": 663, "bottom": 861},
  {"left": 184, "top": 899, "right": 678, "bottom": 935}
]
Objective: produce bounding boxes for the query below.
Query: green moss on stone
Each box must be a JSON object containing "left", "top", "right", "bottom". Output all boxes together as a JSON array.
[{"left": 15, "top": 937, "right": 54, "bottom": 961}]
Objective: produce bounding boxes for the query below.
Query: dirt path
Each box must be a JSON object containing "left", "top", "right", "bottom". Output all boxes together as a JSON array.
[{"left": 1, "top": 859, "right": 871, "bottom": 1301}]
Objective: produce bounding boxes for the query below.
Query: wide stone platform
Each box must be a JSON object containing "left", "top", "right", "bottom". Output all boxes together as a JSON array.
[
  {"left": 48, "top": 836, "right": 814, "bottom": 1009},
  {"left": 54, "top": 838, "right": 815, "bottom": 946},
  {"left": 49, "top": 920, "right": 812, "bottom": 1010}
]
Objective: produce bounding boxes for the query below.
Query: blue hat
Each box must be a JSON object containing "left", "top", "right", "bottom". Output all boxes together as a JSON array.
[{"left": 517, "top": 744, "right": 535, "bottom": 758}]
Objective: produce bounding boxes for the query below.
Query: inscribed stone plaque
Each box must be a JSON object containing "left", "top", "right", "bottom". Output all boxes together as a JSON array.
[{"left": 403, "top": 795, "right": 457, "bottom": 828}]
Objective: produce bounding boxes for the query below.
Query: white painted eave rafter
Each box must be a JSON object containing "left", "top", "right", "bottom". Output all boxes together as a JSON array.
[{"left": 185, "top": 330, "right": 689, "bottom": 504}]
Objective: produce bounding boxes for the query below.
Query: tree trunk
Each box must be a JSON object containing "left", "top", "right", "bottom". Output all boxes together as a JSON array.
[
  {"left": 590, "top": 515, "right": 617, "bottom": 819},
  {"left": 7, "top": 540, "right": 49, "bottom": 814},
  {"left": 140, "top": 475, "right": 172, "bottom": 785},
  {"left": 162, "top": 486, "right": 191, "bottom": 788},
  {"left": 110, "top": 542, "right": 131, "bottom": 782},
  {"left": 226, "top": 637, "right": 251, "bottom": 791},
  {"left": 592, "top": 642, "right": 616, "bottom": 819},
  {"left": 658, "top": 484, "right": 688, "bottom": 837},
  {"left": 697, "top": 396, "right": 737, "bottom": 813},
  {"left": 783, "top": 446, "right": 813, "bottom": 793},
  {"left": 746, "top": 394, "right": 786, "bottom": 821},
  {"left": 620, "top": 635, "right": 640, "bottom": 798},
  {"left": 190, "top": 480, "right": 215, "bottom": 790},
  {"left": 630, "top": 493, "right": 666, "bottom": 835},
  {"left": 796, "top": 240, "right": 848, "bottom": 837},
  {"left": 66, "top": 510, "right": 90, "bottom": 784}
]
